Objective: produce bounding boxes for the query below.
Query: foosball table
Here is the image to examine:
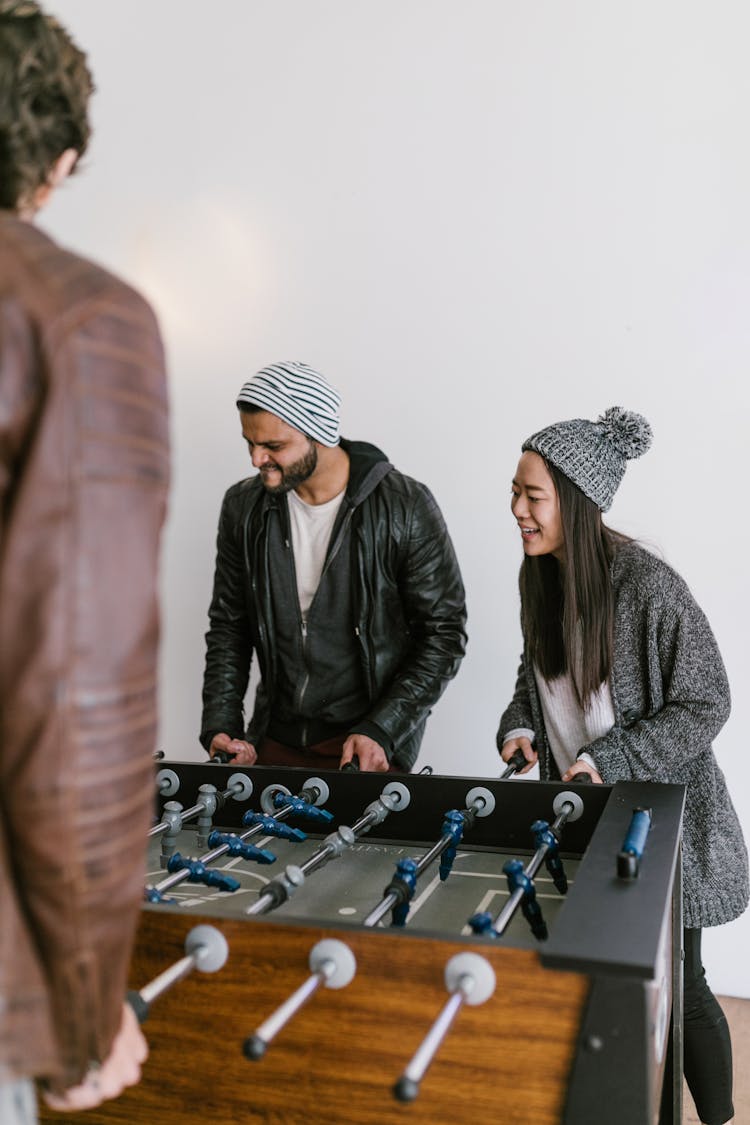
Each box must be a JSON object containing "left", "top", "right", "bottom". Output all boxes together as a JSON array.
[{"left": 45, "top": 762, "right": 685, "bottom": 1125}]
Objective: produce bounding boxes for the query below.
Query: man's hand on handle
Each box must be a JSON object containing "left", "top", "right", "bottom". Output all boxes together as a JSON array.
[
  {"left": 340, "top": 733, "right": 389, "bottom": 772},
  {"left": 43, "top": 1003, "right": 147, "bottom": 1112},
  {"left": 209, "top": 732, "right": 257, "bottom": 765}
]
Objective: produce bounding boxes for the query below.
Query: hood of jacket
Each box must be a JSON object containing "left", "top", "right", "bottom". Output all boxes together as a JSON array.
[{"left": 340, "top": 438, "right": 393, "bottom": 507}]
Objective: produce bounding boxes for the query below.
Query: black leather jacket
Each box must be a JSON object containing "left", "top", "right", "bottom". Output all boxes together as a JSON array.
[{"left": 201, "top": 440, "right": 467, "bottom": 769}]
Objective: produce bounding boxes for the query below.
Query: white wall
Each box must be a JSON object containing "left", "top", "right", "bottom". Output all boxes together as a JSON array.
[{"left": 44, "top": 1, "right": 750, "bottom": 996}]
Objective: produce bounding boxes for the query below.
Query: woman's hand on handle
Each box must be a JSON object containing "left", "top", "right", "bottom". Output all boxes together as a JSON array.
[
  {"left": 500, "top": 737, "right": 537, "bottom": 774},
  {"left": 562, "top": 760, "right": 603, "bottom": 784}
]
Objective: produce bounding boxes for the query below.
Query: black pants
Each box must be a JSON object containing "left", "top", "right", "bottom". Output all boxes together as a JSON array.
[{"left": 683, "top": 928, "right": 734, "bottom": 1125}]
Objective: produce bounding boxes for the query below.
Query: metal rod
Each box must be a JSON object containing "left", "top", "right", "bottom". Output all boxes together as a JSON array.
[
  {"left": 363, "top": 804, "right": 477, "bottom": 928},
  {"left": 401, "top": 980, "right": 470, "bottom": 1083},
  {"left": 295, "top": 806, "right": 386, "bottom": 880},
  {"left": 393, "top": 952, "right": 494, "bottom": 1102},
  {"left": 139, "top": 954, "right": 196, "bottom": 1006},
  {"left": 148, "top": 779, "right": 247, "bottom": 839},
  {"left": 129, "top": 925, "right": 229, "bottom": 1023},
  {"left": 148, "top": 821, "right": 169, "bottom": 839},
  {"left": 297, "top": 840, "right": 339, "bottom": 878},
  {"left": 248, "top": 786, "right": 405, "bottom": 917},
  {"left": 362, "top": 833, "right": 450, "bottom": 927},
  {"left": 490, "top": 800, "right": 574, "bottom": 935},
  {"left": 362, "top": 892, "right": 398, "bottom": 928},
  {"left": 246, "top": 830, "right": 345, "bottom": 915},
  {"left": 252, "top": 962, "right": 332, "bottom": 1045},
  {"left": 151, "top": 800, "right": 295, "bottom": 893}
]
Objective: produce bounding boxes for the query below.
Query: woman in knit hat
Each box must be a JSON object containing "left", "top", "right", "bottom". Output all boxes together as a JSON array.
[{"left": 498, "top": 407, "right": 747, "bottom": 1125}]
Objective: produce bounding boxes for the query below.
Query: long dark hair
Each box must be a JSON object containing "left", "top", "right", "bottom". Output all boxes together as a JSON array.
[{"left": 519, "top": 460, "right": 628, "bottom": 708}]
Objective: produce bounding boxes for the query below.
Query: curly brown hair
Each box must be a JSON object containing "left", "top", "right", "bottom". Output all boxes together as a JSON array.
[{"left": 0, "top": 0, "right": 93, "bottom": 211}]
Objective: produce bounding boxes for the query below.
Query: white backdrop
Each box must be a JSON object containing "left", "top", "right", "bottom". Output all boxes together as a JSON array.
[{"left": 44, "top": 1, "right": 750, "bottom": 996}]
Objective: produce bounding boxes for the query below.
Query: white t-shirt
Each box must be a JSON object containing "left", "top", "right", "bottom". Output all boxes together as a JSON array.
[{"left": 287, "top": 487, "right": 346, "bottom": 620}]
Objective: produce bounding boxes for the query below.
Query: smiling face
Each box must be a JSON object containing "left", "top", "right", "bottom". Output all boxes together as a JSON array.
[
  {"left": 511, "top": 450, "right": 565, "bottom": 561},
  {"left": 240, "top": 409, "right": 318, "bottom": 494}
]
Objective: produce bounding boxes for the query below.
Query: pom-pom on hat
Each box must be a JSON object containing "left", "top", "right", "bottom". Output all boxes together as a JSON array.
[
  {"left": 522, "top": 406, "right": 653, "bottom": 511},
  {"left": 236, "top": 361, "right": 341, "bottom": 447}
]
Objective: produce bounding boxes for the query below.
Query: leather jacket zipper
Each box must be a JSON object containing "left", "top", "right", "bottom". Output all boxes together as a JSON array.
[
  {"left": 354, "top": 525, "right": 377, "bottom": 699},
  {"left": 296, "top": 617, "right": 310, "bottom": 742}
]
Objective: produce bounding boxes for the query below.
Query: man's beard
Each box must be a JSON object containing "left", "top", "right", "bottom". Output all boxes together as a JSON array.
[{"left": 259, "top": 442, "right": 318, "bottom": 494}]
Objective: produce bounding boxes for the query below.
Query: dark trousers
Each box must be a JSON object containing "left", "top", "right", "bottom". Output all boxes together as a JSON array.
[
  {"left": 683, "top": 927, "right": 734, "bottom": 1125},
  {"left": 257, "top": 734, "right": 402, "bottom": 772}
]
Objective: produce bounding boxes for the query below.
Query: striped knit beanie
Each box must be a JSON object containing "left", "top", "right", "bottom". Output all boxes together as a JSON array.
[
  {"left": 236, "top": 362, "right": 341, "bottom": 447},
  {"left": 522, "top": 406, "right": 653, "bottom": 511}
]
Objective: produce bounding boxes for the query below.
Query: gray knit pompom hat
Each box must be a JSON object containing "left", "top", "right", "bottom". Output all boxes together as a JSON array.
[{"left": 522, "top": 407, "right": 653, "bottom": 511}]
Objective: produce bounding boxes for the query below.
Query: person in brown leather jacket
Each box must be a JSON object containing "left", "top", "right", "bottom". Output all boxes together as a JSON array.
[{"left": 0, "top": 3, "right": 169, "bottom": 1120}]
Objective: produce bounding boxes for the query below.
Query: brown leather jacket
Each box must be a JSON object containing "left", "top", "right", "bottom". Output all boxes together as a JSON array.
[{"left": 0, "top": 214, "right": 169, "bottom": 1091}]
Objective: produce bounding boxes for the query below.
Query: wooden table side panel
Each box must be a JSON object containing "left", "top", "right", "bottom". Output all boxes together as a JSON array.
[{"left": 41, "top": 911, "right": 590, "bottom": 1125}]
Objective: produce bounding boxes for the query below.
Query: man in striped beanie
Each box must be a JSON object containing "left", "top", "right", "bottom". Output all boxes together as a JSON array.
[{"left": 200, "top": 361, "right": 467, "bottom": 772}]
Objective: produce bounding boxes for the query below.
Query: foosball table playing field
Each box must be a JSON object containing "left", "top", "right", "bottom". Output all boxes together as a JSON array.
[{"left": 44, "top": 761, "right": 685, "bottom": 1125}]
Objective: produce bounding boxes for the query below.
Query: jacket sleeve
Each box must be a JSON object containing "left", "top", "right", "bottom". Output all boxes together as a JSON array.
[
  {"left": 200, "top": 489, "right": 254, "bottom": 748},
  {"left": 0, "top": 286, "right": 169, "bottom": 1089},
  {"left": 586, "top": 588, "right": 731, "bottom": 784},
  {"left": 496, "top": 654, "right": 535, "bottom": 751},
  {"left": 354, "top": 485, "right": 467, "bottom": 751}
]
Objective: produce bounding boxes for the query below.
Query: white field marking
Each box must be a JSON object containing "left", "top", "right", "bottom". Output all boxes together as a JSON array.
[
  {"left": 429, "top": 852, "right": 572, "bottom": 881},
  {"left": 457, "top": 885, "right": 571, "bottom": 936},
  {"left": 447, "top": 868, "right": 564, "bottom": 884},
  {"left": 401, "top": 867, "right": 573, "bottom": 926},
  {"left": 459, "top": 887, "right": 508, "bottom": 938},
  {"left": 222, "top": 855, "right": 249, "bottom": 871},
  {"left": 370, "top": 849, "right": 494, "bottom": 911},
  {"left": 404, "top": 874, "right": 443, "bottom": 921},
  {"left": 445, "top": 870, "right": 508, "bottom": 879},
  {"left": 169, "top": 885, "right": 262, "bottom": 908},
  {"left": 410, "top": 855, "right": 574, "bottom": 886},
  {"left": 214, "top": 871, "right": 271, "bottom": 893},
  {"left": 443, "top": 871, "right": 570, "bottom": 900},
  {"left": 472, "top": 888, "right": 509, "bottom": 914}
]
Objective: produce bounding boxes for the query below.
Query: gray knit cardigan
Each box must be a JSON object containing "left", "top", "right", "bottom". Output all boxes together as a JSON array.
[{"left": 497, "top": 541, "right": 748, "bottom": 929}]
